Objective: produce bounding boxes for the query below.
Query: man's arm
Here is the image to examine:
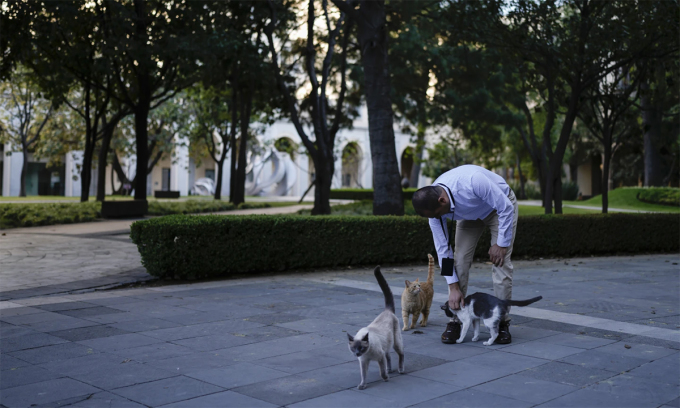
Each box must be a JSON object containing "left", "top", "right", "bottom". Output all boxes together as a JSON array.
[{"left": 428, "top": 216, "right": 459, "bottom": 284}]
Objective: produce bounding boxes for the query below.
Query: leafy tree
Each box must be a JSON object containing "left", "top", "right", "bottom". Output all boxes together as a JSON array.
[
  {"left": 266, "top": 0, "right": 358, "bottom": 214},
  {"left": 0, "top": 69, "right": 55, "bottom": 196}
]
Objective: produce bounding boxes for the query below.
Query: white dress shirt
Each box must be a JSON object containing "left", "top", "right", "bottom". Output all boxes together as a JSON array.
[{"left": 428, "top": 165, "right": 514, "bottom": 284}]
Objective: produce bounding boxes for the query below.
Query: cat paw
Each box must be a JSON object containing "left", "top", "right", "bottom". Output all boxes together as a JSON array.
[
  {"left": 471, "top": 337, "right": 479, "bottom": 342},
  {"left": 483, "top": 341, "right": 492, "bottom": 346},
  {"left": 382, "top": 376, "right": 389, "bottom": 382},
  {"left": 402, "top": 327, "right": 409, "bottom": 331},
  {"left": 456, "top": 338, "right": 464, "bottom": 344},
  {"left": 357, "top": 384, "right": 366, "bottom": 390},
  {"left": 419, "top": 322, "right": 427, "bottom": 327},
  {"left": 398, "top": 368, "right": 405, "bottom": 374}
]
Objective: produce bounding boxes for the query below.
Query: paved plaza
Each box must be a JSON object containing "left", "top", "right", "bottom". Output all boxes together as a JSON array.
[{"left": 0, "top": 218, "right": 679, "bottom": 407}]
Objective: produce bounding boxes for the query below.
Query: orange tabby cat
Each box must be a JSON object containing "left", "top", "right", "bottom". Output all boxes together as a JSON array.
[{"left": 401, "top": 254, "right": 435, "bottom": 331}]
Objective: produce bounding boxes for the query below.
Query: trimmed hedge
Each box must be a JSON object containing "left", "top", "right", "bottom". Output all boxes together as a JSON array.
[
  {"left": 130, "top": 213, "right": 680, "bottom": 279},
  {"left": 637, "top": 188, "right": 680, "bottom": 207},
  {"left": 148, "top": 200, "right": 270, "bottom": 215},
  {"left": 330, "top": 188, "right": 417, "bottom": 201},
  {"left": 0, "top": 202, "right": 101, "bottom": 229}
]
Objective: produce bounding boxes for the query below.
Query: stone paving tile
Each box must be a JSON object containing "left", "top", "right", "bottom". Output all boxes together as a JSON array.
[
  {"left": 404, "top": 341, "right": 491, "bottom": 362},
  {"left": 626, "top": 353, "right": 680, "bottom": 385},
  {"left": 288, "top": 389, "right": 395, "bottom": 408},
  {"left": 210, "top": 333, "right": 333, "bottom": 364},
  {"left": 140, "top": 319, "right": 266, "bottom": 341},
  {"left": 38, "top": 353, "right": 133, "bottom": 377},
  {"left": 0, "top": 332, "right": 69, "bottom": 352},
  {"left": 108, "top": 342, "right": 196, "bottom": 363},
  {"left": 302, "top": 360, "right": 386, "bottom": 389},
  {"left": 537, "top": 333, "right": 618, "bottom": 349},
  {"left": 243, "top": 312, "right": 307, "bottom": 325},
  {"left": 229, "top": 324, "right": 304, "bottom": 342},
  {"left": 111, "top": 375, "right": 224, "bottom": 407},
  {"left": 410, "top": 360, "right": 513, "bottom": 388},
  {"left": 0, "top": 306, "right": 44, "bottom": 317},
  {"left": 171, "top": 333, "right": 258, "bottom": 352},
  {"left": 34, "top": 301, "right": 101, "bottom": 312},
  {"left": 232, "top": 373, "right": 345, "bottom": 406},
  {"left": 534, "top": 387, "right": 658, "bottom": 408},
  {"left": 0, "top": 364, "right": 64, "bottom": 390},
  {"left": 471, "top": 373, "right": 578, "bottom": 404},
  {"left": 156, "top": 311, "right": 236, "bottom": 326},
  {"left": 19, "top": 315, "right": 101, "bottom": 333},
  {"left": 307, "top": 343, "right": 357, "bottom": 363},
  {"left": 586, "top": 374, "right": 680, "bottom": 407},
  {"left": 276, "top": 318, "right": 363, "bottom": 333},
  {"left": 0, "top": 378, "right": 100, "bottom": 408},
  {"left": 77, "top": 333, "right": 164, "bottom": 351},
  {"left": 558, "top": 348, "right": 651, "bottom": 372},
  {"left": 356, "top": 373, "right": 459, "bottom": 408},
  {"left": 8, "top": 342, "right": 101, "bottom": 364},
  {"left": 501, "top": 340, "right": 586, "bottom": 360},
  {"left": 0, "top": 354, "right": 31, "bottom": 371},
  {"left": 159, "top": 391, "right": 277, "bottom": 408},
  {"left": 664, "top": 396, "right": 680, "bottom": 408},
  {"left": 49, "top": 391, "right": 146, "bottom": 408},
  {"left": 1, "top": 311, "right": 69, "bottom": 325},
  {"left": 47, "top": 325, "right": 130, "bottom": 341},
  {"left": 521, "top": 361, "right": 615, "bottom": 387},
  {"left": 109, "top": 318, "right": 182, "bottom": 333},
  {"left": 459, "top": 349, "right": 549, "bottom": 373},
  {"left": 185, "top": 362, "right": 290, "bottom": 389},
  {"left": 55, "top": 306, "right": 126, "bottom": 318},
  {"left": 408, "top": 388, "right": 531, "bottom": 408},
  {"left": 251, "top": 350, "right": 348, "bottom": 374},
  {"left": 146, "top": 351, "right": 239, "bottom": 374},
  {"left": 70, "top": 360, "right": 177, "bottom": 389},
  {"left": 594, "top": 341, "right": 679, "bottom": 360}
]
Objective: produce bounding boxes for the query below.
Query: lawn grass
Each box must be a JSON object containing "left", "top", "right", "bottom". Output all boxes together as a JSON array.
[
  {"left": 564, "top": 188, "right": 680, "bottom": 213},
  {"left": 517, "top": 205, "right": 600, "bottom": 215}
]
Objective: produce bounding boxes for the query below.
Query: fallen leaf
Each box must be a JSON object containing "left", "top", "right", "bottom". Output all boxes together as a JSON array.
[
  {"left": 624, "top": 344, "right": 631, "bottom": 349},
  {"left": 412, "top": 330, "right": 424, "bottom": 334}
]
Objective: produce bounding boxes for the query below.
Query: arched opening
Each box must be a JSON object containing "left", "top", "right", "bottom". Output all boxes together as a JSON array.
[
  {"left": 401, "top": 147, "right": 414, "bottom": 188},
  {"left": 274, "top": 137, "right": 297, "bottom": 160},
  {"left": 341, "top": 142, "right": 362, "bottom": 188}
]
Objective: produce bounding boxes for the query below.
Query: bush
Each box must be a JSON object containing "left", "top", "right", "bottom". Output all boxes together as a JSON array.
[
  {"left": 0, "top": 202, "right": 101, "bottom": 229},
  {"left": 562, "top": 181, "right": 579, "bottom": 201},
  {"left": 524, "top": 183, "right": 542, "bottom": 200},
  {"left": 147, "top": 200, "right": 270, "bottom": 215},
  {"left": 329, "top": 188, "right": 417, "bottom": 201},
  {"left": 130, "top": 213, "right": 679, "bottom": 279},
  {"left": 637, "top": 188, "right": 680, "bottom": 207},
  {"left": 299, "top": 200, "right": 417, "bottom": 216}
]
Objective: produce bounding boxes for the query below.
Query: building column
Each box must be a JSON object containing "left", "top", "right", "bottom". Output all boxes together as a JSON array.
[
  {"left": 64, "top": 151, "right": 83, "bottom": 198},
  {"left": 8, "top": 147, "right": 23, "bottom": 197},
  {"left": 172, "top": 139, "right": 189, "bottom": 196},
  {"left": 2, "top": 143, "right": 12, "bottom": 197}
]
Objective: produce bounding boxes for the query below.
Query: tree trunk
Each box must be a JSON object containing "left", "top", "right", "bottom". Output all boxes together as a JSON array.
[
  {"left": 601, "top": 139, "right": 612, "bottom": 214},
  {"left": 214, "top": 156, "right": 225, "bottom": 201},
  {"left": 229, "top": 78, "right": 239, "bottom": 204},
  {"left": 80, "top": 136, "right": 94, "bottom": 202},
  {"left": 641, "top": 92, "right": 665, "bottom": 186},
  {"left": 96, "top": 115, "right": 123, "bottom": 202},
  {"left": 20, "top": 144, "right": 28, "bottom": 197},
  {"left": 312, "top": 157, "right": 333, "bottom": 215},
  {"left": 233, "top": 90, "right": 252, "bottom": 206},
  {"left": 356, "top": 0, "right": 403, "bottom": 216},
  {"left": 516, "top": 153, "right": 526, "bottom": 200}
]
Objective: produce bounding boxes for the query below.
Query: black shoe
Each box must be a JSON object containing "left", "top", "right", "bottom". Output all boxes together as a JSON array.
[
  {"left": 495, "top": 320, "right": 512, "bottom": 344},
  {"left": 441, "top": 321, "right": 461, "bottom": 344}
]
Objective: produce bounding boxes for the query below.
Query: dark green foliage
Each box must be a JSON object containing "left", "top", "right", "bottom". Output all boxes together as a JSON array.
[
  {"left": 147, "top": 200, "right": 271, "bottom": 215},
  {"left": 637, "top": 188, "right": 680, "bottom": 207},
  {"left": 330, "top": 189, "right": 417, "bottom": 201},
  {"left": 299, "top": 200, "right": 417, "bottom": 216},
  {"left": 130, "top": 213, "right": 679, "bottom": 279},
  {"left": 0, "top": 202, "right": 101, "bottom": 228},
  {"left": 562, "top": 181, "right": 579, "bottom": 201}
]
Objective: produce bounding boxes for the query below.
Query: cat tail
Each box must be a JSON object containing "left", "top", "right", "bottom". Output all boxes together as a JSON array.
[
  {"left": 374, "top": 266, "right": 395, "bottom": 313},
  {"left": 507, "top": 296, "right": 543, "bottom": 307},
  {"left": 426, "top": 254, "right": 435, "bottom": 286}
]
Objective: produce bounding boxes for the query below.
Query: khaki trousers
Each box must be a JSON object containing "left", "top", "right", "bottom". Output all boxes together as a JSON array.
[{"left": 448, "top": 191, "right": 518, "bottom": 322}]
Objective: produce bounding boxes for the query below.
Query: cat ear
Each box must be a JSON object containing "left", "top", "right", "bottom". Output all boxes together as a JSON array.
[
  {"left": 361, "top": 333, "right": 369, "bottom": 342},
  {"left": 415, "top": 278, "right": 420, "bottom": 282},
  {"left": 405, "top": 280, "right": 411, "bottom": 287},
  {"left": 347, "top": 333, "right": 354, "bottom": 342}
]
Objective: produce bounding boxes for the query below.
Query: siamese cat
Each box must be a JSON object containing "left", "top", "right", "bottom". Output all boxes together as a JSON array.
[
  {"left": 348, "top": 266, "right": 405, "bottom": 390},
  {"left": 442, "top": 293, "right": 543, "bottom": 345}
]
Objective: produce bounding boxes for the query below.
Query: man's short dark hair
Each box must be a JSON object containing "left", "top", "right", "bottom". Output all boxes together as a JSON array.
[{"left": 412, "top": 186, "right": 443, "bottom": 217}]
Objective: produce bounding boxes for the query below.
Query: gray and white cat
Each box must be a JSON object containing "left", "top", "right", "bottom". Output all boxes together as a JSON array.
[
  {"left": 442, "top": 293, "right": 543, "bottom": 345},
  {"left": 347, "top": 266, "right": 405, "bottom": 390}
]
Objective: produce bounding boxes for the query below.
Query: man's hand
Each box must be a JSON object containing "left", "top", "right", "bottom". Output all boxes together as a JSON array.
[
  {"left": 448, "top": 283, "right": 465, "bottom": 310},
  {"left": 488, "top": 244, "right": 507, "bottom": 267}
]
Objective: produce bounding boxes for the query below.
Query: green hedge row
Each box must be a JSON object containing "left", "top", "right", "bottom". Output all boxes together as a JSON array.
[
  {"left": 0, "top": 202, "right": 101, "bottom": 229},
  {"left": 130, "top": 213, "right": 680, "bottom": 279},
  {"left": 637, "top": 188, "right": 680, "bottom": 207},
  {"left": 148, "top": 200, "right": 270, "bottom": 215},
  {"left": 330, "top": 188, "right": 417, "bottom": 201}
]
